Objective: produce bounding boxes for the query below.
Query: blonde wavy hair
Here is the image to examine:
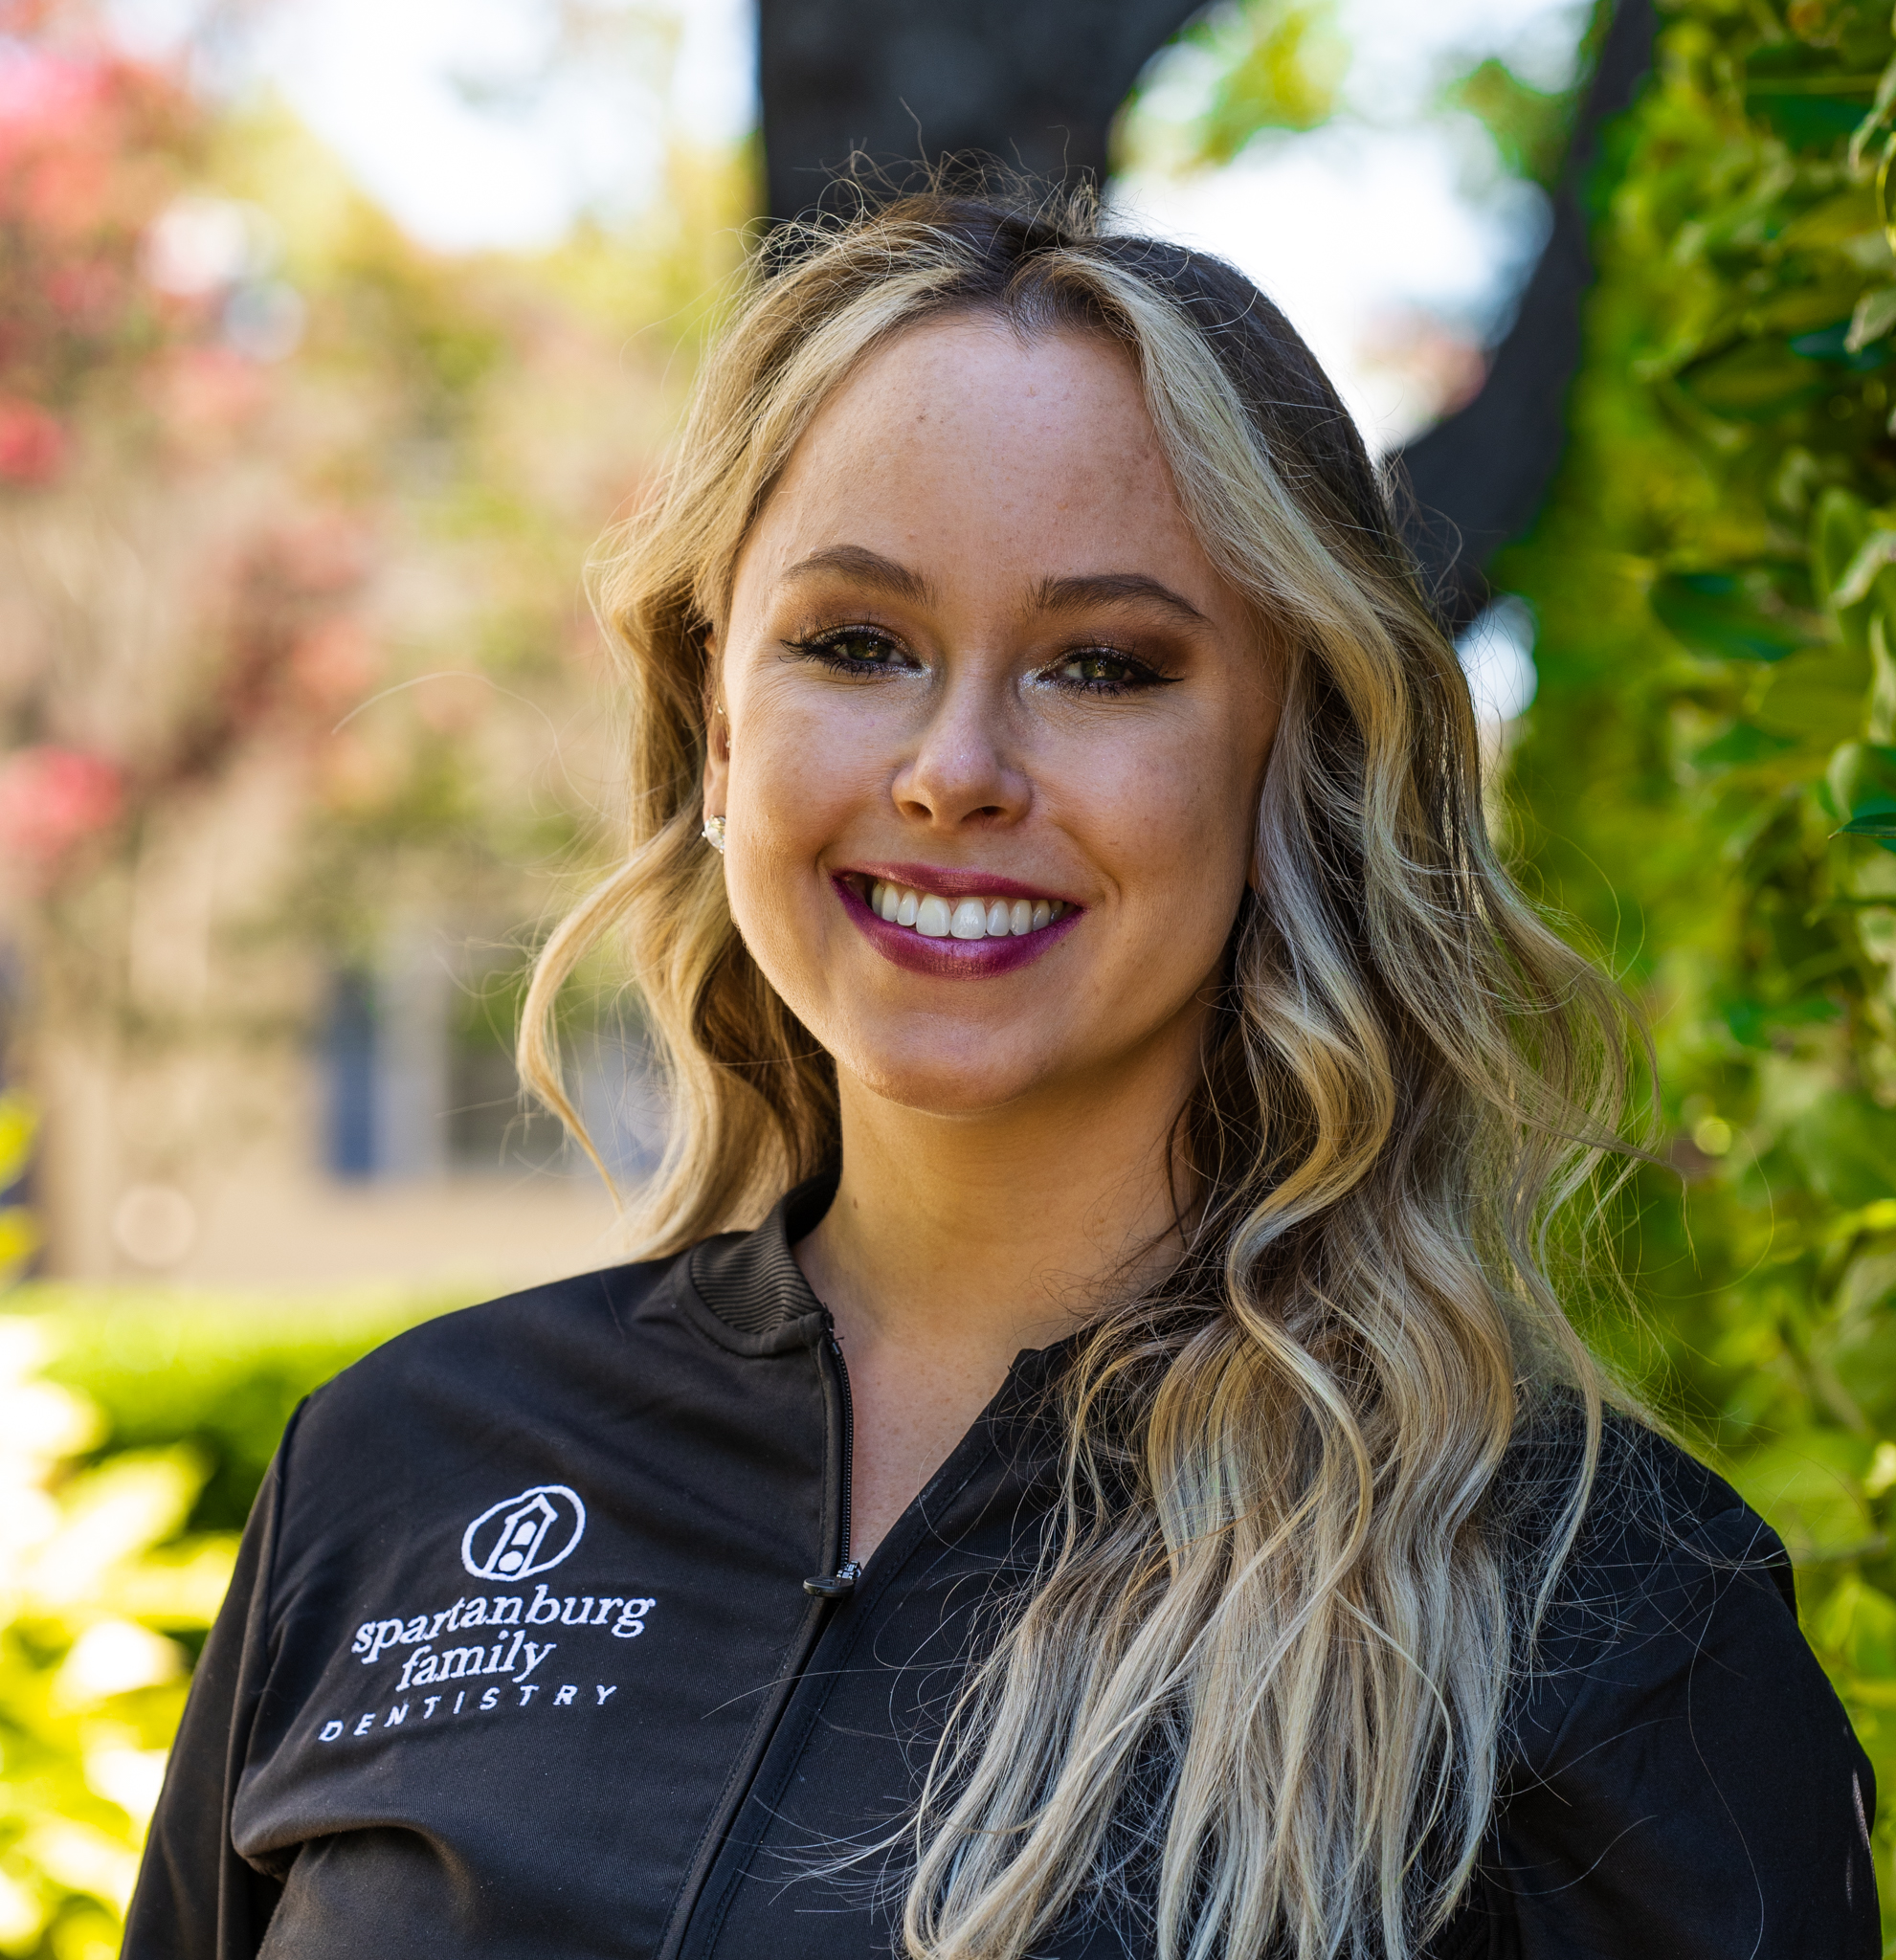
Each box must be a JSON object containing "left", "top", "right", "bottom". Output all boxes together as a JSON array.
[{"left": 520, "top": 189, "right": 1635, "bottom": 1960}]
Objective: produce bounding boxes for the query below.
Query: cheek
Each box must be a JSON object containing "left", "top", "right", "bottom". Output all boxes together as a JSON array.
[
  {"left": 1084, "top": 730, "right": 1258, "bottom": 930},
  {"left": 718, "top": 697, "right": 870, "bottom": 958},
  {"left": 728, "top": 691, "right": 860, "bottom": 842}
]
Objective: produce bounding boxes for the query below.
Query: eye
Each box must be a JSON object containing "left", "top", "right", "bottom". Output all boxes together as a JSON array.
[
  {"left": 784, "top": 626, "right": 912, "bottom": 676},
  {"left": 1043, "top": 648, "right": 1171, "bottom": 695}
]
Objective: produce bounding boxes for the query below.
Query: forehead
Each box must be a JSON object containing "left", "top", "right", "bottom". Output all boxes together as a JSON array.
[
  {"left": 787, "top": 313, "right": 1156, "bottom": 479},
  {"left": 736, "top": 315, "right": 1210, "bottom": 601}
]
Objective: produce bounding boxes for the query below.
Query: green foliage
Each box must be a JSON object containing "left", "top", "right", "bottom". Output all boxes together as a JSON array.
[
  {"left": 27, "top": 1285, "right": 459, "bottom": 1534},
  {"left": 1120, "top": 0, "right": 1350, "bottom": 171},
  {"left": 0, "top": 1099, "right": 36, "bottom": 1285},
  {"left": 1491, "top": 0, "right": 1896, "bottom": 1918},
  {"left": 1192, "top": 1, "right": 1349, "bottom": 156},
  {"left": 0, "top": 1291, "right": 435, "bottom": 1956},
  {"left": 1443, "top": 56, "right": 1577, "bottom": 189}
]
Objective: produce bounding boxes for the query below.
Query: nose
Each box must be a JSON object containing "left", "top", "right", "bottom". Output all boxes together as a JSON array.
[{"left": 890, "top": 672, "right": 1030, "bottom": 830}]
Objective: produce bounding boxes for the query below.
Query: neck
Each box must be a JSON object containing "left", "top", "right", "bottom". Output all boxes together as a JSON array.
[{"left": 796, "top": 1046, "right": 1197, "bottom": 1375}]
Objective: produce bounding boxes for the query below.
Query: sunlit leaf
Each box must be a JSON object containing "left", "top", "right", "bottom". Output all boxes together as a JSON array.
[
  {"left": 1847, "top": 283, "right": 1896, "bottom": 350},
  {"left": 1828, "top": 742, "right": 1896, "bottom": 845}
]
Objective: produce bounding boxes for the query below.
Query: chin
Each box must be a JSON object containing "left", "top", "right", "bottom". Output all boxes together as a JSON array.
[{"left": 838, "top": 1032, "right": 1056, "bottom": 1120}]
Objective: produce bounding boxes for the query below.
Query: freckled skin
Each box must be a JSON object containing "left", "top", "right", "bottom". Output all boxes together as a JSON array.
[
  {"left": 702, "top": 319, "right": 1281, "bottom": 1559},
  {"left": 706, "top": 319, "right": 1278, "bottom": 1121}
]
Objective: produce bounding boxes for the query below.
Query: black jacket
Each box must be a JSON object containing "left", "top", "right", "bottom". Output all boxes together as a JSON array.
[{"left": 125, "top": 1181, "right": 1880, "bottom": 1958}]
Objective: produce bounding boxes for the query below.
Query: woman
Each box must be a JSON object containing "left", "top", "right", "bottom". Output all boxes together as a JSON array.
[{"left": 127, "top": 190, "right": 1876, "bottom": 1959}]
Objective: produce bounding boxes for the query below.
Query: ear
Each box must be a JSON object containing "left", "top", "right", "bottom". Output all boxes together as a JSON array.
[{"left": 701, "top": 631, "right": 729, "bottom": 817}]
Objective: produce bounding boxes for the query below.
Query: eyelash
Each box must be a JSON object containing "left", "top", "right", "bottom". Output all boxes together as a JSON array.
[{"left": 780, "top": 627, "right": 1176, "bottom": 698}]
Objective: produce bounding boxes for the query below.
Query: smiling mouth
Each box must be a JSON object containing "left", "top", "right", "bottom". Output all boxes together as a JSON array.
[{"left": 847, "top": 875, "right": 1074, "bottom": 942}]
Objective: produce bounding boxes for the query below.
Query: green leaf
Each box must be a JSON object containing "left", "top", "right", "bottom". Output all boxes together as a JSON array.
[
  {"left": 1816, "top": 1576, "right": 1896, "bottom": 1679},
  {"left": 1839, "top": 807, "right": 1896, "bottom": 849},
  {"left": 1829, "top": 742, "right": 1896, "bottom": 830},
  {"left": 1788, "top": 1095, "right": 1896, "bottom": 1211},
  {"left": 1848, "top": 285, "right": 1896, "bottom": 353},
  {"left": 1731, "top": 1431, "right": 1876, "bottom": 1559},
  {"left": 1790, "top": 321, "right": 1893, "bottom": 370},
  {"left": 1649, "top": 571, "right": 1813, "bottom": 660},
  {"left": 1675, "top": 340, "right": 1832, "bottom": 418},
  {"left": 1751, "top": 93, "right": 1874, "bottom": 150},
  {"left": 1159, "top": 0, "right": 1349, "bottom": 165},
  {"left": 1724, "top": 996, "right": 1841, "bottom": 1048},
  {"left": 1757, "top": 649, "right": 1874, "bottom": 740},
  {"left": 1441, "top": 56, "right": 1574, "bottom": 187},
  {"left": 1833, "top": 531, "right": 1896, "bottom": 607},
  {"left": 1692, "top": 721, "right": 1799, "bottom": 768},
  {"left": 1815, "top": 489, "right": 1873, "bottom": 608},
  {"left": 1744, "top": 44, "right": 1879, "bottom": 150}
]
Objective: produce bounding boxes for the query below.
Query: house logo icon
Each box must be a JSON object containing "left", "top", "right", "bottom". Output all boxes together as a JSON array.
[{"left": 460, "top": 1484, "right": 587, "bottom": 1582}]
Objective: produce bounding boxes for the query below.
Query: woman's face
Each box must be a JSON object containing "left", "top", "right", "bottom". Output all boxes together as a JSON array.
[{"left": 706, "top": 316, "right": 1279, "bottom": 1120}]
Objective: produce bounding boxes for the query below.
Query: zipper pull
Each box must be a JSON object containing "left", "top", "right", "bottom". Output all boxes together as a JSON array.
[{"left": 803, "top": 1561, "right": 861, "bottom": 1600}]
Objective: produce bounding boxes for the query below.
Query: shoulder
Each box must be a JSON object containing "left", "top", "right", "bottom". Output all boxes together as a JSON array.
[
  {"left": 1498, "top": 1398, "right": 1791, "bottom": 1603},
  {"left": 286, "top": 1250, "right": 694, "bottom": 1473},
  {"left": 1498, "top": 1406, "right": 1804, "bottom": 1736},
  {"left": 1486, "top": 1407, "right": 1878, "bottom": 1953}
]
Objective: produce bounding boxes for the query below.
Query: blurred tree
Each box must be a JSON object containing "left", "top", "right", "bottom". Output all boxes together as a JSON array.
[
  {"left": 0, "top": 2, "right": 749, "bottom": 1276},
  {"left": 1399, "top": 0, "right": 1651, "bottom": 626},
  {"left": 758, "top": 0, "right": 1202, "bottom": 219}
]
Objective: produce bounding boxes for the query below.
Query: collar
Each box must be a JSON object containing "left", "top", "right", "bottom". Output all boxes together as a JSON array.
[{"left": 680, "top": 1171, "right": 839, "bottom": 1356}]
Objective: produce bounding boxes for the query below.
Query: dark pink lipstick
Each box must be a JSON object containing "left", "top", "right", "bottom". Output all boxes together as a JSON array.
[
  {"left": 847, "top": 860, "right": 1080, "bottom": 904},
  {"left": 833, "top": 875, "right": 1081, "bottom": 980}
]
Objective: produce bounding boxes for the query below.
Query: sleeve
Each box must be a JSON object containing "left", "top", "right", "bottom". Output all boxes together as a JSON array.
[
  {"left": 122, "top": 1412, "right": 302, "bottom": 1960},
  {"left": 1492, "top": 1500, "right": 1879, "bottom": 1960}
]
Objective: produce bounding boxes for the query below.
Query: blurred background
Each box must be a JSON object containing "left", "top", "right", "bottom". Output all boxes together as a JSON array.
[
  {"left": 6, "top": 0, "right": 1896, "bottom": 1951},
  {"left": 0, "top": 0, "right": 1585, "bottom": 1299}
]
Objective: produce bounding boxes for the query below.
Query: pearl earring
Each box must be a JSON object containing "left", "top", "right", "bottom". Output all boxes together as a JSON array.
[{"left": 702, "top": 814, "right": 726, "bottom": 853}]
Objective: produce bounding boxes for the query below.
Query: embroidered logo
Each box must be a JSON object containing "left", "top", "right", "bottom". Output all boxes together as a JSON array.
[{"left": 461, "top": 1484, "right": 587, "bottom": 1582}]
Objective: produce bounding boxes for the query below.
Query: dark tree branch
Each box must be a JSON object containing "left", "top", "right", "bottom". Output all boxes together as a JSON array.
[
  {"left": 1395, "top": 0, "right": 1657, "bottom": 630},
  {"left": 758, "top": 0, "right": 1202, "bottom": 223}
]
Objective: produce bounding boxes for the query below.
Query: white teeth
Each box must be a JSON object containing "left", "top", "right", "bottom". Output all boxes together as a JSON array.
[{"left": 861, "top": 879, "right": 1070, "bottom": 941}]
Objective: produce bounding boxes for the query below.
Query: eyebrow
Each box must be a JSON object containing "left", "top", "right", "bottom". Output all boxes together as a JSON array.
[
  {"left": 778, "top": 546, "right": 934, "bottom": 606},
  {"left": 778, "top": 548, "right": 1209, "bottom": 630},
  {"left": 1032, "top": 572, "right": 1208, "bottom": 627}
]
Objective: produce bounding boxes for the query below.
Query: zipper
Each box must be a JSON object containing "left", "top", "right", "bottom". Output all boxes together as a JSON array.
[
  {"left": 658, "top": 1309, "right": 861, "bottom": 1960},
  {"left": 803, "top": 1314, "right": 862, "bottom": 1598}
]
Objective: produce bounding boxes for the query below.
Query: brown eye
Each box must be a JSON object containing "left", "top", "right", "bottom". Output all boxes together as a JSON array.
[
  {"left": 784, "top": 627, "right": 913, "bottom": 676},
  {"left": 1052, "top": 649, "right": 1153, "bottom": 691},
  {"left": 829, "top": 632, "right": 894, "bottom": 665}
]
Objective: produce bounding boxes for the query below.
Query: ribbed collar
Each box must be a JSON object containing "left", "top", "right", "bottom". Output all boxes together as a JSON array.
[{"left": 681, "top": 1172, "right": 839, "bottom": 1356}]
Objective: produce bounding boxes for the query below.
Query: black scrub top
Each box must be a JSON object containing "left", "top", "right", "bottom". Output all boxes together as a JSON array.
[{"left": 123, "top": 1182, "right": 1880, "bottom": 1958}]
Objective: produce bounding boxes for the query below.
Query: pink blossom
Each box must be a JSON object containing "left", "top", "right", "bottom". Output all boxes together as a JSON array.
[
  {"left": 0, "top": 746, "right": 123, "bottom": 864},
  {"left": 291, "top": 618, "right": 380, "bottom": 711},
  {"left": 0, "top": 395, "right": 67, "bottom": 482}
]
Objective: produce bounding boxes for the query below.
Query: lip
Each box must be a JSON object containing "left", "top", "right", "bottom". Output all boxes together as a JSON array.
[
  {"left": 833, "top": 875, "right": 1082, "bottom": 979},
  {"left": 844, "top": 860, "right": 1080, "bottom": 905}
]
